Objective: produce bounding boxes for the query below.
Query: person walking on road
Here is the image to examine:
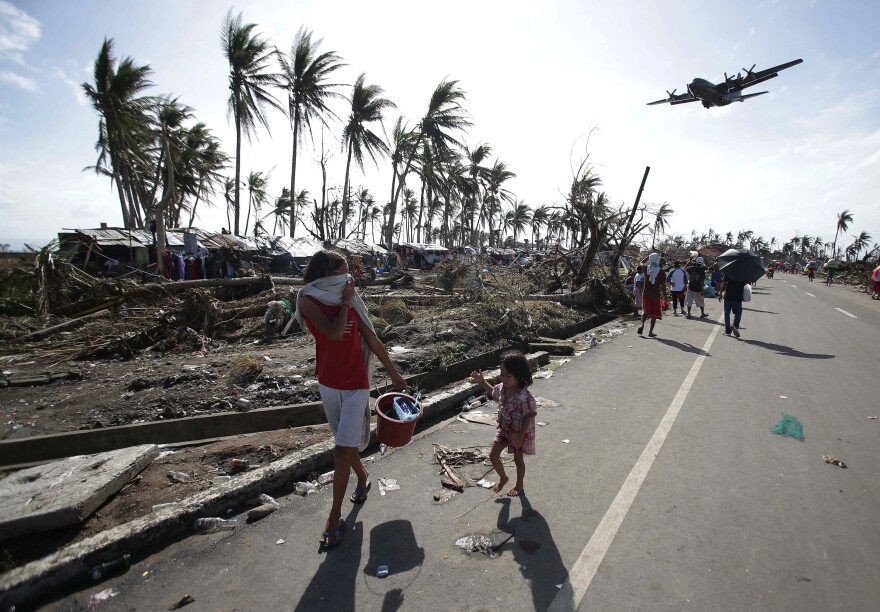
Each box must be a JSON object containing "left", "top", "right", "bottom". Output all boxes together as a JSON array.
[
  {"left": 685, "top": 257, "right": 708, "bottom": 319},
  {"left": 666, "top": 261, "right": 688, "bottom": 316},
  {"left": 872, "top": 262, "right": 880, "bottom": 300},
  {"left": 633, "top": 265, "right": 645, "bottom": 317},
  {"left": 295, "top": 249, "right": 407, "bottom": 549},
  {"left": 719, "top": 275, "right": 747, "bottom": 337},
  {"left": 639, "top": 253, "right": 669, "bottom": 337},
  {"left": 471, "top": 350, "right": 537, "bottom": 497}
]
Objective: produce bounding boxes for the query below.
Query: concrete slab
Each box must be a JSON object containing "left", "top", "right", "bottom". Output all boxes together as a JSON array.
[{"left": 0, "top": 444, "right": 158, "bottom": 540}]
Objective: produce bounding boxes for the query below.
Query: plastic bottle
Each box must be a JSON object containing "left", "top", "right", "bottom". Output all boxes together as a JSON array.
[
  {"left": 317, "top": 471, "right": 334, "bottom": 485},
  {"left": 151, "top": 502, "right": 179, "bottom": 512},
  {"left": 258, "top": 493, "right": 280, "bottom": 508},
  {"left": 193, "top": 517, "right": 237, "bottom": 533},
  {"left": 230, "top": 459, "right": 249, "bottom": 469},
  {"left": 167, "top": 471, "right": 190, "bottom": 483},
  {"left": 212, "top": 475, "right": 232, "bottom": 484},
  {"left": 89, "top": 554, "right": 131, "bottom": 580},
  {"left": 294, "top": 481, "right": 317, "bottom": 495}
]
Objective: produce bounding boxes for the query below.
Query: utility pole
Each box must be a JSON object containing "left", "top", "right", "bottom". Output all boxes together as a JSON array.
[{"left": 611, "top": 165, "right": 650, "bottom": 276}]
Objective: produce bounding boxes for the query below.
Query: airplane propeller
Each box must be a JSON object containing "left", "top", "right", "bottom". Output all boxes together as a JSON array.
[
  {"left": 742, "top": 64, "right": 757, "bottom": 79},
  {"left": 666, "top": 89, "right": 677, "bottom": 99}
]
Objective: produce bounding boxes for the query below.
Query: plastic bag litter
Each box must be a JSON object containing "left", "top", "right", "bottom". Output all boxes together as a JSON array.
[
  {"left": 89, "top": 587, "right": 119, "bottom": 605},
  {"left": 533, "top": 370, "right": 553, "bottom": 379},
  {"left": 455, "top": 534, "right": 498, "bottom": 558},
  {"left": 822, "top": 454, "right": 847, "bottom": 469},
  {"left": 378, "top": 478, "right": 400, "bottom": 495},
  {"left": 770, "top": 413, "right": 804, "bottom": 441},
  {"left": 475, "top": 478, "right": 496, "bottom": 489}
]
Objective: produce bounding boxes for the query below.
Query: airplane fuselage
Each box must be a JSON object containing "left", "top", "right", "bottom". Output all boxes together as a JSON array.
[{"left": 687, "top": 78, "right": 742, "bottom": 108}]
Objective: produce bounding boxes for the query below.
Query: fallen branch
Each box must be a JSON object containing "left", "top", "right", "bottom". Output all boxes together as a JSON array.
[{"left": 16, "top": 309, "right": 112, "bottom": 343}]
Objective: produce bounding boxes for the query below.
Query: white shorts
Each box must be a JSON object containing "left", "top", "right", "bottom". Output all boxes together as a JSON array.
[
  {"left": 318, "top": 385, "right": 370, "bottom": 448},
  {"left": 685, "top": 289, "right": 705, "bottom": 308}
]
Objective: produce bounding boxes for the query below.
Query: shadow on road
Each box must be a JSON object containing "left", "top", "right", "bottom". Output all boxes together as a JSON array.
[
  {"left": 294, "top": 506, "right": 365, "bottom": 612},
  {"left": 363, "top": 519, "right": 424, "bottom": 612},
  {"left": 652, "top": 337, "right": 710, "bottom": 356},
  {"left": 743, "top": 307, "right": 780, "bottom": 314},
  {"left": 740, "top": 339, "right": 835, "bottom": 359},
  {"left": 495, "top": 493, "right": 570, "bottom": 610}
]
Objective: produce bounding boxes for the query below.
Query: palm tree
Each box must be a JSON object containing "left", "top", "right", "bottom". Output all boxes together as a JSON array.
[
  {"left": 82, "top": 38, "right": 156, "bottom": 228},
  {"left": 244, "top": 170, "right": 269, "bottom": 236},
  {"left": 386, "top": 80, "right": 471, "bottom": 246},
  {"left": 831, "top": 209, "right": 854, "bottom": 259},
  {"left": 799, "top": 235, "right": 813, "bottom": 259},
  {"left": 531, "top": 205, "right": 550, "bottom": 248},
  {"left": 724, "top": 231, "right": 733, "bottom": 245},
  {"left": 340, "top": 73, "right": 395, "bottom": 239},
  {"left": 222, "top": 10, "right": 283, "bottom": 235},
  {"left": 509, "top": 201, "right": 532, "bottom": 245},
  {"left": 277, "top": 28, "right": 344, "bottom": 237},
  {"left": 482, "top": 159, "right": 516, "bottom": 246},
  {"left": 848, "top": 231, "right": 872, "bottom": 261},
  {"left": 650, "top": 203, "right": 674, "bottom": 249}
]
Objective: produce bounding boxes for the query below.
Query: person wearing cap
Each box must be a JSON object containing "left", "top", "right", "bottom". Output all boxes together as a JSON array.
[{"left": 685, "top": 257, "right": 708, "bottom": 319}]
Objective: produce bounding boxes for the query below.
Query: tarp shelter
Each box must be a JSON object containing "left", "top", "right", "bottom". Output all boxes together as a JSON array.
[
  {"left": 697, "top": 244, "right": 729, "bottom": 258},
  {"left": 395, "top": 242, "right": 450, "bottom": 268}
]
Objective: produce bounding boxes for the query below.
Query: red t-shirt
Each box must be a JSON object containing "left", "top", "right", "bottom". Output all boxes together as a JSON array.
[{"left": 304, "top": 297, "right": 369, "bottom": 390}]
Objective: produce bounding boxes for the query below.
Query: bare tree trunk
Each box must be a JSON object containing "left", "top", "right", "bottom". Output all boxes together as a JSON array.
[
  {"left": 290, "top": 108, "right": 300, "bottom": 237},
  {"left": 234, "top": 114, "right": 242, "bottom": 235}
]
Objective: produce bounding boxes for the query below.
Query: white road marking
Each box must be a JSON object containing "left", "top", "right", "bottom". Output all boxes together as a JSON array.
[
  {"left": 548, "top": 323, "right": 722, "bottom": 612},
  {"left": 835, "top": 308, "right": 858, "bottom": 318},
  {"left": 805, "top": 292, "right": 815, "bottom": 297}
]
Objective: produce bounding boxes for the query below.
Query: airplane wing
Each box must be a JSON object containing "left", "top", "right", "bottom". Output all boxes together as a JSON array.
[
  {"left": 647, "top": 91, "right": 698, "bottom": 106},
  {"left": 739, "top": 91, "right": 769, "bottom": 101},
  {"left": 730, "top": 59, "right": 803, "bottom": 93}
]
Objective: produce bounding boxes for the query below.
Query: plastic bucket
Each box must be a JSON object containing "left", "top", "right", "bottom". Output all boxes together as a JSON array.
[{"left": 375, "top": 392, "right": 422, "bottom": 447}]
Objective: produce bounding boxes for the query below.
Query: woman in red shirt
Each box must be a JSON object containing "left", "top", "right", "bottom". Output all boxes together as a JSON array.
[{"left": 296, "top": 250, "right": 406, "bottom": 549}]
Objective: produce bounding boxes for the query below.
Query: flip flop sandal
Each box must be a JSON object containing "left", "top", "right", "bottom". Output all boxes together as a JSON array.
[
  {"left": 319, "top": 519, "right": 346, "bottom": 550},
  {"left": 350, "top": 479, "right": 371, "bottom": 504}
]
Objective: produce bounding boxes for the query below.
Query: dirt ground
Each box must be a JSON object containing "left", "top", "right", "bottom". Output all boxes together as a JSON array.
[{"left": 0, "top": 269, "right": 594, "bottom": 573}]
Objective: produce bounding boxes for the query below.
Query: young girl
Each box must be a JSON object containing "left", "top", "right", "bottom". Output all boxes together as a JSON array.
[{"left": 471, "top": 351, "right": 537, "bottom": 497}]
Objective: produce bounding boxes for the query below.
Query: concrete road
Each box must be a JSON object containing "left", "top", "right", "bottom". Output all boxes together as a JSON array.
[{"left": 44, "top": 275, "right": 880, "bottom": 611}]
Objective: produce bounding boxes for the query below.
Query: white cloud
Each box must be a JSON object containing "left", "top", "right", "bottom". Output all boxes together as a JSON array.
[
  {"left": 0, "top": 69, "right": 37, "bottom": 91},
  {"left": 0, "top": 0, "right": 40, "bottom": 63},
  {"left": 51, "top": 67, "right": 87, "bottom": 105}
]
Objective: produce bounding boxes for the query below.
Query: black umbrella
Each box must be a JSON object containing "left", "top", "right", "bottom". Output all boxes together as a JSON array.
[{"left": 716, "top": 248, "right": 766, "bottom": 283}]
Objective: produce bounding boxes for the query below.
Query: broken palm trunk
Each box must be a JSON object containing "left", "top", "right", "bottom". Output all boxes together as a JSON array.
[{"left": 523, "top": 281, "right": 604, "bottom": 307}]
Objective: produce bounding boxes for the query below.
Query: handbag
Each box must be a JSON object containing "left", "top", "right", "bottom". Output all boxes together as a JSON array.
[{"left": 742, "top": 284, "right": 752, "bottom": 302}]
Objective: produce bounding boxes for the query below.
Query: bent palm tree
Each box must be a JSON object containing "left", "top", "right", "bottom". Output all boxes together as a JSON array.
[
  {"left": 509, "top": 201, "right": 532, "bottom": 245},
  {"left": 222, "top": 10, "right": 283, "bottom": 235},
  {"left": 650, "top": 203, "right": 674, "bottom": 249},
  {"left": 831, "top": 209, "right": 854, "bottom": 259},
  {"left": 278, "top": 28, "right": 344, "bottom": 237},
  {"left": 386, "top": 80, "right": 471, "bottom": 245},
  {"left": 340, "top": 73, "right": 394, "bottom": 238}
]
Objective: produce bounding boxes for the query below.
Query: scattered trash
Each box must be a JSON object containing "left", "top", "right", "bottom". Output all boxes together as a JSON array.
[
  {"left": 90, "top": 554, "right": 131, "bottom": 580},
  {"left": 536, "top": 421, "right": 548, "bottom": 427},
  {"left": 192, "top": 517, "right": 237, "bottom": 533},
  {"left": 317, "top": 471, "right": 334, "bottom": 485},
  {"left": 169, "top": 594, "right": 195, "bottom": 609},
  {"left": 262, "top": 355, "right": 272, "bottom": 361},
  {"left": 458, "top": 411, "right": 497, "bottom": 426},
  {"left": 779, "top": 396, "right": 789, "bottom": 400},
  {"left": 770, "top": 413, "right": 805, "bottom": 441},
  {"left": 533, "top": 370, "right": 553, "bottom": 379},
  {"left": 562, "top": 439, "right": 570, "bottom": 444},
  {"left": 294, "top": 481, "right": 317, "bottom": 496},
  {"left": 376, "top": 565, "right": 390, "bottom": 578},
  {"left": 235, "top": 398, "right": 251, "bottom": 411},
  {"left": 535, "top": 397, "right": 560, "bottom": 408},
  {"left": 230, "top": 459, "right": 250, "bottom": 469},
  {"left": 378, "top": 478, "right": 400, "bottom": 495},
  {"left": 212, "top": 475, "right": 232, "bottom": 485},
  {"left": 555, "top": 584, "right": 564, "bottom": 590},
  {"left": 379, "top": 443, "right": 387, "bottom": 455},
  {"left": 476, "top": 479, "right": 496, "bottom": 489},
  {"left": 276, "top": 539, "right": 285, "bottom": 545},
  {"left": 868, "top": 416, "right": 878, "bottom": 420},
  {"left": 433, "top": 489, "right": 457, "bottom": 504},
  {"left": 470, "top": 322, "right": 478, "bottom": 328},
  {"left": 460, "top": 395, "right": 476, "bottom": 411},
  {"left": 89, "top": 587, "right": 119, "bottom": 606},
  {"left": 247, "top": 504, "right": 277, "bottom": 520},
  {"left": 823, "top": 454, "right": 847, "bottom": 469},
  {"left": 151, "top": 502, "right": 179, "bottom": 512},
  {"left": 167, "top": 470, "right": 190, "bottom": 483},
  {"left": 258, "top": 493, "right": 280, "bottom": 508},
  {"left": 455, "top": 534, "right": 498, "bottom": 558},
  {"left": 589, "top": 338, "right": 598, "bottom": 348},
  {"left": 555, "top": 358, "right": 571, "bottom": 365}
]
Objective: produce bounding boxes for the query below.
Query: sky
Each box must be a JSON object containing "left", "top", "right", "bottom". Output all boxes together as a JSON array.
[{"left": 1, "top": 0, "right": 878, "bottom": 252}]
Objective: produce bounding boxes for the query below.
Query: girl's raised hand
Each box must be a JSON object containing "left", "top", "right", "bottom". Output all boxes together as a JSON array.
[{"left": 470, "top": 369, "right": 484, "bottom": 384}]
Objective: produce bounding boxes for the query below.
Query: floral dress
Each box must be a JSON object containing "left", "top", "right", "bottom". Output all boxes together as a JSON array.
[{"left": 492, "top": 384, "right": 538, "bottom": 454}]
